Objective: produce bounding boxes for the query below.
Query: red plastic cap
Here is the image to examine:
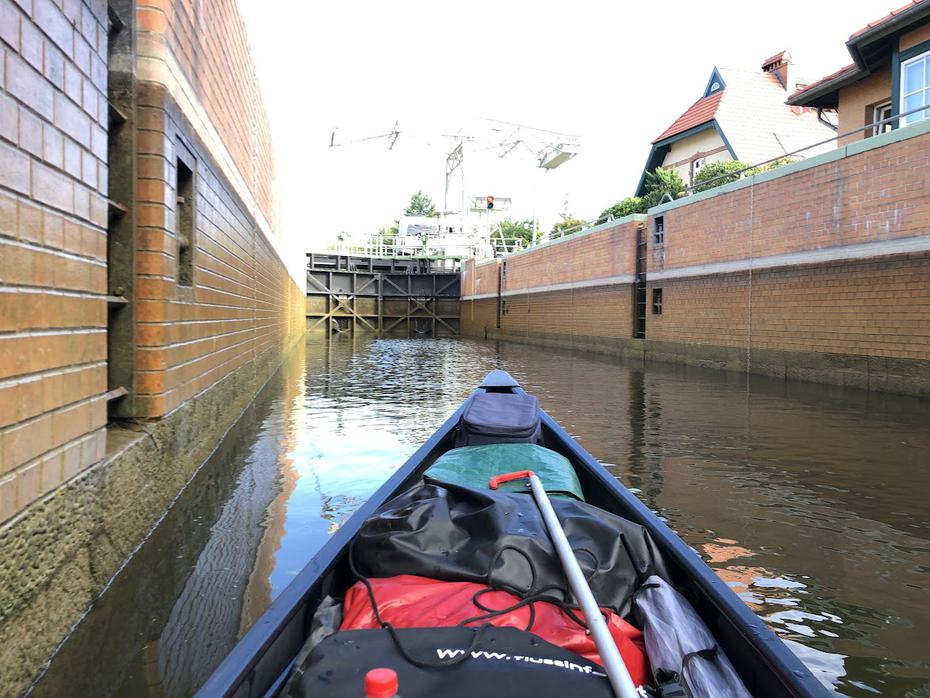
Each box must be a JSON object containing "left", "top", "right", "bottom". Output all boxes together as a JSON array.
[{"left": 365, "top": 668, "right": 398, "bottom": 698}]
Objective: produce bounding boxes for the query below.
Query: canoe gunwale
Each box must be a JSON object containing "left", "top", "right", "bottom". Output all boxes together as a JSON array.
[
  {"left": 536, "top": 407, "right": 826, "bottom": 697},
  {"left": 195, "top": 399, "right": 468, "bottom": 698}
]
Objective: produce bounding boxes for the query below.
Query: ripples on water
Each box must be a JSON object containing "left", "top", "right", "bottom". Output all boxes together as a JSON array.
[{"left": 34, "top": 336, "right": 930, "bottom": 697}]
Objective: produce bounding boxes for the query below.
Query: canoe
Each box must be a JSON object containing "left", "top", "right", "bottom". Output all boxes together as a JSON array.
[{"left": 197, "top": 370, "right": 826, "bottom": 697}]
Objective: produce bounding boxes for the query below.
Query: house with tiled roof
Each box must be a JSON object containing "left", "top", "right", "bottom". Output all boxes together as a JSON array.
[
  {"left": 788, "top": 0, "right": 930, "bottom": 145},
  {"left": 635, "top": 53, "right": 836, "bottom": 196}
]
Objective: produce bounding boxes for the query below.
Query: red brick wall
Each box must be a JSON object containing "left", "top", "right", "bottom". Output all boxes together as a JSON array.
[
  {"left": 462, "top": 128, "right": 930, "bottom": 390},
  {"left": 131, "top": 2, "right": 303, "bottom": 418},
  {"left": 502, "top": 220, "right": 639, "bottom": 292},
  {"left": 502, "top": 287, "right": 634, "bottom": 340},
  {"left": 648, "top": 254, "right": 930, "bottom": 360},
  {"left": 137, "top": 0, "right": 276, "bottom": 230},
  {"left": 461, "top": 258, "right": 499, "bottom": 299},
  {"left": 1, "top": 0, "right": 109, "bottom": 522},
  {"left": 651, "top": 131, "right": 930, "bottom": 272},
  {"left": 462, "top": 220, "right": 641, "bottom": 343},
  {"left": 645, "top": 128, "right": 930, "bottom": 362},
  {"left": 462, "top": 219, "right": 640, "bottom": 301}
]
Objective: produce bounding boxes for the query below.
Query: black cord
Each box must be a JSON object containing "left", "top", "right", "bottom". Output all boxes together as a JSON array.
[
  {"left": 347, "top": 537, "right": 489, "bottom": 668},
  {"left": 346, "top": 528, "right": 619, "bottom": 668}
]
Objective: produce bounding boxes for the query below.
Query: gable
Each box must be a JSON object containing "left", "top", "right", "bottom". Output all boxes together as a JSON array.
[{"left": 703, "top": 67, "right": 727, "bottom": 97}]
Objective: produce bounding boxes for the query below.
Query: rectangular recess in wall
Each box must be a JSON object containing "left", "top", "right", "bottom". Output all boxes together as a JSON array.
[
  {"left": 176, "top": 157, "right": 194, "bottom": 286},
  {"left": 653, "top": 216, "right": 665, "bottom": 245},
  {"left": 652, "top": 288, "right": 663, "bottom": 315}
]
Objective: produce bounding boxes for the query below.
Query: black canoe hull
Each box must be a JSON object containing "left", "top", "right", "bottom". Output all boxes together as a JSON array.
[{"left": 197, "top": 371, "right": 826, "bottom": 698}]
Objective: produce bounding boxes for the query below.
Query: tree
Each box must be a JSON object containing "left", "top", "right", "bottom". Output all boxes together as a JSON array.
[
  {"left": 641, "top": 167, "right": 686, "bottom": 209},
  {"left": 597, "top": 197, "right": 646, "bottom": 223},
  {"left": 551, "top": 213, "right": 588, "bottom": 238},
  {"left": 692, "top": 160, "right": 751, "bottom": 192},
  {"left": 498, "top": 218, "right": 535, "bottom": 248},
  {"left": 404, "top": 190, "right": 436, "bottom": 217},
  {"left": 692, "top": 157, "right": 798, "bottom": 193},
  {"left": 759, "top": 156, "right": 797, "bottom": 172},
  {"left": 378, "top": 221, "right": 399, "bottom": 245}
]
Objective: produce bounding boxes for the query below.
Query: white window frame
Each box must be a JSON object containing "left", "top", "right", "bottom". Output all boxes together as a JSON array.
[
  {"left": 872, "top": 101, "right": 892, "bottom": 135},
  {"left": 900, "top": 49, "right": 930, "bottom": 126}
]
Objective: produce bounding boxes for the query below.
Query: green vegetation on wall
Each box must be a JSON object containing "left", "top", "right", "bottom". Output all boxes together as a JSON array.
[
  {"left": 499, "top": 219, "right": 536, "bottom": 247},
  {"left": 551, "top": 214, "right": 589, "bottom": 238},
  {"left": 692, "top": 157, "right": 798, "bottom": 192}
]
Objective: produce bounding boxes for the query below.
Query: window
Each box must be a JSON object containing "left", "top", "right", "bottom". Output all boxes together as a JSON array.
[
  {"left": 872, "top": 101, "right": 893, "bottom": 135},
  {"left": 901, "top": 50, "right": 930, "bottom": 126},
  {"left": 691, "top": 157, "right": 706, "bottom": 182},
  {"left": 709, "top": 81, "right": 721, "bottom": 92},
  {"left": 653, "top": 216, "right": 664, "bottom": 245},
  {"left": 652, "top": 288, "right": 663, "bottom": 315},
  {"left": 176, "top": 157, "right": 194, "bottom": 286}
]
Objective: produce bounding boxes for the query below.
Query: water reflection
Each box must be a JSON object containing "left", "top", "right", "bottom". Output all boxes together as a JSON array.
[{"left": 33, "top": 336, "right": 930, "bottom": 697}]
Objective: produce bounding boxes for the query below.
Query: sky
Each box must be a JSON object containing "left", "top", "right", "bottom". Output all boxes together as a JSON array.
[{"left": 238, "top": 0, "right": 886, "bottom": 251}]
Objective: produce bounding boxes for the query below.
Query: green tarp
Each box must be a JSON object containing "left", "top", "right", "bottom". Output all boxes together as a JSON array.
[{"left": 425, "top": 444, "right": 585, "bottom": 501}]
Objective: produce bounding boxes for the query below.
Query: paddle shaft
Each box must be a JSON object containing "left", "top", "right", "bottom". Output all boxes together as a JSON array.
[{"left": 527, "top": 474, "right": 640, "bottom": 698}]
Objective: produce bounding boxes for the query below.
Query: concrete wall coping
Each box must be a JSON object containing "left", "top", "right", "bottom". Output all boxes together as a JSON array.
[{"left": 648, "top": 117, "right": 930, "bottom": 216}]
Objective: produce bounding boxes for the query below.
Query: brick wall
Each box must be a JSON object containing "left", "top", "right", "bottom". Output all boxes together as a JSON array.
[
  {"left": 645, "top": 126, "right": 930, "bottom": 367},
  {"left": 137, "top": 0, "right": 276, "bottom": 231},
  {"left": 1, "top": 0, "right": 109, "bottom": 522},
  {"left": 461, "top": 257, "right": 500, "bottom": 299},
  {"left": 462, "top": 124, "right": 930, "bottom": 394},
  {"left": 462, "top": 218, "right": 640, "bottom": 299},
  {"left": 502, "top": 219, "right": 639, "bottom": 292},
  {"left": 650, "top": 129, "right": 930, "bottom": 273},
  {"left": 648, "top": 253, "right": 930, "bottom": 361},
  {"left": 0, "top": 0, "right": 304, "bottom": 525},
  {"left": 462, "top": 219, "right": 641, "bottom": 349},
  {"left": 130, "top": 0, "right": 303, "bottom": 418},
  {"left": 131, "top": 82, "right": 302, "bottom": 417}
]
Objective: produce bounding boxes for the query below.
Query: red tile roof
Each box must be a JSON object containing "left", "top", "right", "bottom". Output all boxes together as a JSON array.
[
  {"left": 652, "top": 91, "right": 724, "bottom": 143},
  {"left": 789, "top": 0, "right": 930, "bottom": 105},
  {"left": 848, "top": 0, "right": 926, "bottom": 40},
  {"left": 788, "top": 63, "right": 858, "bottom": 102}
]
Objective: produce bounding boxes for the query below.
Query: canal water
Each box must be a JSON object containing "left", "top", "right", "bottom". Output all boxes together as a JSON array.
[{"left": 32, "top": 337, "right": 930, "bottom": 697}]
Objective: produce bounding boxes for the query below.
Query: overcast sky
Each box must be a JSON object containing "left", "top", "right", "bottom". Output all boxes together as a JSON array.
[{"left": 238, "top": 1, "right": 884, "bottom": 250}]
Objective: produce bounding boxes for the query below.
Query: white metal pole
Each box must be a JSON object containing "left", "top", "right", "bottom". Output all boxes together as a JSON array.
[{"left": 528, "top": 473, "right": 640, "bottom": 698}]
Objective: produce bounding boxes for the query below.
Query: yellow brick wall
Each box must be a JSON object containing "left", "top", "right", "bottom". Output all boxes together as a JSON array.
[
  {"left": 1, "top": 0, "right": 304, "bottom": 525},
  {"left": 131, "top": 82, "right": 304, "bottom": 418},
  {"left": 1, "top": 0, "right": 109, "bottom": 522}
]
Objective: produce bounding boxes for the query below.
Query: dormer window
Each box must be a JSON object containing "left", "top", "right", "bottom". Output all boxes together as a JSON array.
[{"left": 710, "top": 81, "right": 721, "bottom": 92}]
